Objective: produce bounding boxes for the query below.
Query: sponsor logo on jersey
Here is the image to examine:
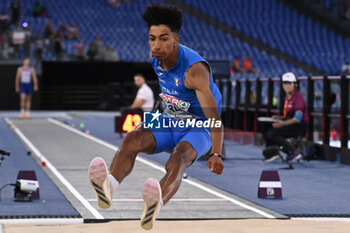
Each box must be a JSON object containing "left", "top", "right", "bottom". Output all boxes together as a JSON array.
[{"left": 159, "top": 93, "right": 190, "bottom": 111}]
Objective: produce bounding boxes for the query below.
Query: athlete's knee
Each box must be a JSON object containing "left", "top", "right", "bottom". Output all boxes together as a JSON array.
[
  {"left": 171, "top": 142, "right": 196, "bottom": 166},
  {"left": 122, "top": 130, "right": 143, "bottom": 152},
  {"left": 121, "top": 129, "right": 154, "bottom": 153}
]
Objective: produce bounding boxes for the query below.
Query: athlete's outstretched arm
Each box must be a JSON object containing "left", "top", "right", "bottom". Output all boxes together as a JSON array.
[{"left": 185, "top": 62, "right": 224, "bottom": 174}]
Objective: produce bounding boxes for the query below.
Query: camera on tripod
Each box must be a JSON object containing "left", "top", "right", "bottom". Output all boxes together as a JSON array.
[
  {"left": 0, "top": 150, "right": 40, "bottom": 202},
  {"left": 14, "top": 179, "right": 39, "bottom": 201}
]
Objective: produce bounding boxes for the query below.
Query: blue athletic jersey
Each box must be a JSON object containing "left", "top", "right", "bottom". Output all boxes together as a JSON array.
[{"left": 151, "top": 44, "right": 222, "bottom": 120}]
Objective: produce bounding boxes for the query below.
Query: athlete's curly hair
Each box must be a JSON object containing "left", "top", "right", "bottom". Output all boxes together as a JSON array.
[{"left": 142, "top": 2, "right": 183, "bottom": 33}]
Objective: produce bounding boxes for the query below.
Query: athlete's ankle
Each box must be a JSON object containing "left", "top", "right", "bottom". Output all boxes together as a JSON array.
[
  {"left": 108, "top": 174, "right": 119, "bottom": 196},
  {"left": 157, "top": 199, "right": 163, "bottom": 217}
]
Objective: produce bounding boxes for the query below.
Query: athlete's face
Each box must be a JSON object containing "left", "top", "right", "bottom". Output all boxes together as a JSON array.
[
  {"left": 23, "top": 59, "right": 30, "bottom": 67},
  {"left": 148, "top": 25, "right": 179, "bottom": 61}
]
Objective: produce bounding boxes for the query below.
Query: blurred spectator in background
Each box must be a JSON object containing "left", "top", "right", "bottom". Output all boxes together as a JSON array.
[
  {"left": 129, "top": 73, "right": 154, "bottom": 111},
  {"left": 0, "top": 33, "right": 5, "bottom": 59},
  {"left": 105, "top": 44, "right": 119, "bottom": 61},
  {"left": 53, "top": 35, "right": 63, "bottom": 61},
  {"left": 244, "top": 55, "right": 258, "bottom": 73},
  {"left": 108, "top": 0, "right": 121, "bottom": 7},
  {"left": 56, "top": 22, "right": 68, "bottom": 39},
  {"left": 12, "top": 23, "right": 24, "bottom": 58},
  {"left": 0, "top": 32, "right": 4, "bottom": 46},
  {"left": 1, "top": 32, "right": 15, "bottom": 59},
  {"left": 44, "top": 20, "right": 55, "bottom": 40},
  {"left": 330, "top": 124, "right": 340, "bottom": 140},
  {"left": 34, "top": 33, "right": 44, "bottom": 62},
  {"left": 87, "top": 42, "right": 98, "bottom": 61},
  {"left": 94, "top": 35, "right": 105, "bottom": 60},
  {"left": 75, "top": 47, "right": 85, "bottom": 61},
  {"left": 250, "top": 89, "right": 256, "bottom": 105},
  {"left": 23, "top": 25, "right": 32, "bottom": 58},
  {"left": 32, "top": 1, "right": 47, "bottom": 17},
  {"left": 10, "top": 0, "right": 21, "bottom": 25},
  {"left": 342, "top": 59, "right": 350, "bottom": 75},
  {"left": 72, "top": 42, "right": 85, "bottom": 61},
  {"left": 343, "top": 0, "right": 350, "bottom": 19},
  {"left": 230, "top": 56, "right": 244, "bottom": 73},
  {"left": 0, "top": 11, "right": 10, "bottom": 33},
  {"left": 67, "top": 23, "right": 80, "bottom": 40}
]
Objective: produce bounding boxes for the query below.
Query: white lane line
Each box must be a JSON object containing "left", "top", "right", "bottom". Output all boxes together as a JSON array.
[
  {"left": 4, "top": 118, "right": 104, "bottom": 220},
  {"left": 48, "top": 118, "right": 276, "bottom": 219},
  {"left": 87, "top": 198, "right": 229, "bottom": 202},
  {"left": 183, "top": 179, "right": 274, "bottom": 218},
  {"left": 48, "top": 118, "right": 120, "bottom": 151}
]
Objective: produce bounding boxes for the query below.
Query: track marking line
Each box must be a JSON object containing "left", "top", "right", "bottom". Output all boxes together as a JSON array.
[
  {"left": 87, "top": 198, "right": 229, "bottom": 202},
  {"left": 4, "top": 118, "right": 104, "bottom": 220},
  {"left": 48, "top": 118, "right": 276, "bottom": 219}
]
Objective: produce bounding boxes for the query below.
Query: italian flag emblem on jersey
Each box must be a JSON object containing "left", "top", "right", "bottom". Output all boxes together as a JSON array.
[{"left": 174, "top": 77, "right": 180, "bottom": 86}]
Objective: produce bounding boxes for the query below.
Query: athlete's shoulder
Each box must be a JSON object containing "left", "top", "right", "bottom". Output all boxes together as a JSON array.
[
  {"left": 180, "top": 44, "right": 203, "bottom": 59},
  {"left": 179, "top": 44, "right": 205, "bottom": 68}
]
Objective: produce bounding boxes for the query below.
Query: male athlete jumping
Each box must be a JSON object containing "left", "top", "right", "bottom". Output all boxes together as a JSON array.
[{"left": 88, "top": 3, "right": 223, "bottom": 230}]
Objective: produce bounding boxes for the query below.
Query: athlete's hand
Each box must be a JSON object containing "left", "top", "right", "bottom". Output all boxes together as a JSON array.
[
  {"left": 34, "top": 85, "right": 38, "bottom": 92},
  {"left": 207, "top": 156, "right": 224, "bottom": 174},
  {"left": 15, "top": 86, "right": 19, "bottom": 93}
]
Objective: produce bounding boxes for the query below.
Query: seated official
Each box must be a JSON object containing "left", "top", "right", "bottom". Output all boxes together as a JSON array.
[{"left": 262, "top": 72, "right": 309, "bottom": 162}]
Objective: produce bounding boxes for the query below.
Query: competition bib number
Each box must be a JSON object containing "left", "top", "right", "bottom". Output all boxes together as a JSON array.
[{"left": 159, "top": 93, "right": 191, "bottom": 118}]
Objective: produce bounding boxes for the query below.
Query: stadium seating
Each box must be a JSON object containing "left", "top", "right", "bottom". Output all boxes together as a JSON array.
[
  {"left": 0, "top": 0, "right": 309, "bottom": 78},
  {"left": 180, "top": 0, "right": 350, "bottom": 75}
]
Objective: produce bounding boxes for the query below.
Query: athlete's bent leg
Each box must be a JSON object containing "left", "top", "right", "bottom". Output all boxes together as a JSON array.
[
  {"left": 140, "top": 141, "right": 196, "bottom": 230},
  {"left": 159, "top": 141, "right": 196, "bottom": 204},
  {"left": 110, "top": 125, "right": 156, "bottom": 183},
  {"left": 89, "top": 125, "right": 156, "bottom": 209}
]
